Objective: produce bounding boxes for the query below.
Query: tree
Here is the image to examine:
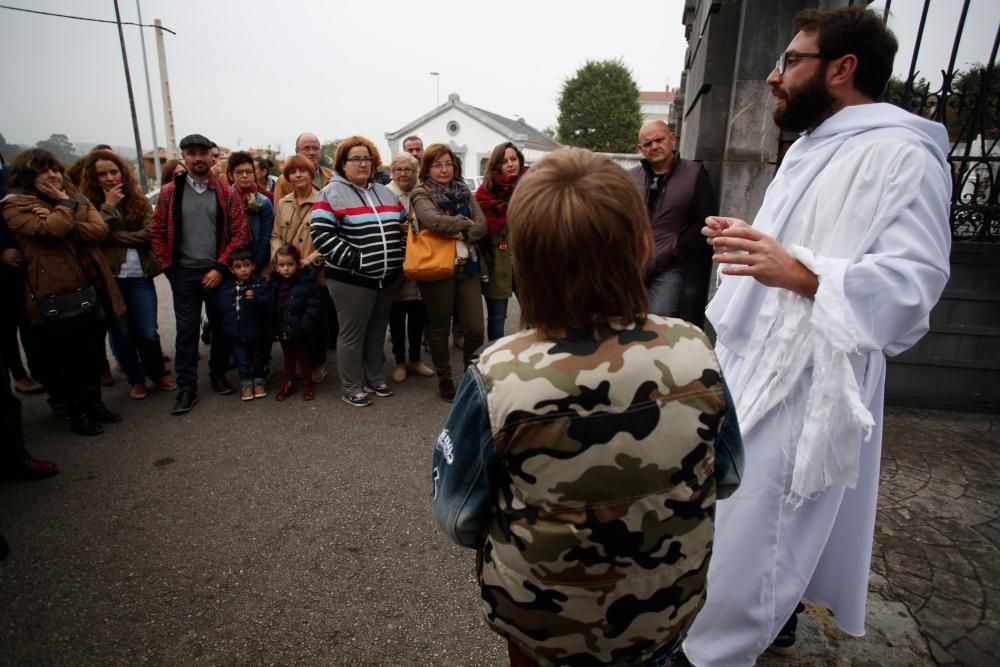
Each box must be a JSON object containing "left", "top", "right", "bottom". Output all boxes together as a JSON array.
[
  {"left": 0, "top": 132, "right": 22, "bottom": 160},
  {"left": 320, "top": 138, "right": 341, "bottom": 168},
  {"left": 557, "top": 59, "right": 642, "bottom": 153},
  {"left": 35, "top": 133, "right": 78, "bottom": 164}
]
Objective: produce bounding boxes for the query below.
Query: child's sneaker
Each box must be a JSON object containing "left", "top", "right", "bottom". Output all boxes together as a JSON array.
[
  {"left": 240, "top": 385, "right": 254, "bottom": 402},
  {"left": 342, "top": 392, "right": 371, "bottom": 408},
  {"left": 253, "top": 382, "right": 267, "bottom": 399}
]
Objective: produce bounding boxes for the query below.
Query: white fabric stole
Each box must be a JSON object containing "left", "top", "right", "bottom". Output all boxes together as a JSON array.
[{"left": 724, "top": 138, "right": 930, "bottom": 504}]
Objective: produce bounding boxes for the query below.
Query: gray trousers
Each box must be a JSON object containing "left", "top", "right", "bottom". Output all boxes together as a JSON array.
[{"left": 328, "top": 275, "right": 401, "bottom": 396}]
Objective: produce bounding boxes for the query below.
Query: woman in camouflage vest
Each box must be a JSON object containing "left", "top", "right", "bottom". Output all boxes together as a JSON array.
[{"left": 432, "top": 148, "right": 743, "bottom": 666}]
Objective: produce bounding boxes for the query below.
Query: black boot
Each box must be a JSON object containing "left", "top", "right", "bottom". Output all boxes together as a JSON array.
[
  {"left": 88, "top": 386, "right": 122, "bottom": 424},
  {"left": 68, "top": 399, "right": 103, "bottom": 436}
]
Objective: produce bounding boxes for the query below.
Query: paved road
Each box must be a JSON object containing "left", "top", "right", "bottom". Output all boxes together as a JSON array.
[{"left": 2, "top": 277, "right": 998, "bottom": 665}]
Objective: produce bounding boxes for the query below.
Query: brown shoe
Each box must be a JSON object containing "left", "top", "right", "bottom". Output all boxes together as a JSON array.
[
  {"left": 392, "top": 364, "right": 407, "bottom": 383},
  {"left": 439, "top": 380, "right": 456, "bottom": 401},
  {"left": 14, "top": 376, "right": 44, "bottom": 395},
  {"left": 311, "top": 367, "right": 327, "bottom": 383},
  {"left": 157, "top": 375, "right": 178, "bottom": 391},
  {"left": 240, "top": 385, "right": 254, "bottom": 402},
  {"left": 253, "top": 382, "right": 267, "bottom": 399},
  {"left": 407, "top": 361, "right": 434, "bottom": 377},
  {"left": 128, "top": 384, "right": 148, "bottom": 400}
]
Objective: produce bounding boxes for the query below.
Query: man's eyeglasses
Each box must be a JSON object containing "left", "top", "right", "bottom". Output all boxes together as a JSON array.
[
  {"left": 232, "top": 169, "right": 254, "bottom": 176},
  {"left": 431, "top": 162, "right": 454, "bottom": 170},
  {"left": 392, "top": 167, "right": 415, "bottom": 174},
  {"left": 775, "top": 51, "right": 831, "bottom": 75},
  {"left": 345, "top": 156, "right": 374, "bottom": 164}
]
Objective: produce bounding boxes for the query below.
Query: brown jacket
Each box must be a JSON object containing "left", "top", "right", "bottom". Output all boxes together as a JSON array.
[
  {"left": 98, "top": 200, "right": 159, "bottom": 278},
  {"left": 2, "top": 193, "right": 126, "bottom": 325},
  {"left": 271, "top": 165, "right": 332, "bottom": 204}
]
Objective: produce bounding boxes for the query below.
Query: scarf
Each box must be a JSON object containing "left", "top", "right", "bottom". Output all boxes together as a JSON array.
[
  {"left": 236, "top": 182, "right": 272, "bottom": 206},
  {"left": 477, "top": 168, "right": 525, "bottom": 237},
  {"left": 426, "top": 178, "right": 472, "bottom": 217}
]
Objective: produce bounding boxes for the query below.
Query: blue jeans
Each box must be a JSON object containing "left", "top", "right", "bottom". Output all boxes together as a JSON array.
[
  {"left": 168, "top": 267, "right": 230, "bottom": 393},
  {"left": 231, "top": 340, "right": 265, "bottom": 386},
  {"left": 107, "top": 277, "right": 167, "bottom": 385},
  {"left": 485, "top": 297, "right": 508, "bottom": 342},
  {"left": 646, "top": 271, "right": 684, "bottom": 317}
]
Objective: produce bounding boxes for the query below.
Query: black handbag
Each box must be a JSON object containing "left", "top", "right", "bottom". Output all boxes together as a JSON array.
[{"left": 37, "top": 286, "right": 99, "bottom": 322}]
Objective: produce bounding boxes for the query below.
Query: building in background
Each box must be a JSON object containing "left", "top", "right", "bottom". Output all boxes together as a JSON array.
[
  {"left": 385, "top": 93, "right": 560, "bottom": 178},
  {"left": 639, "top": 86, "right": 678, "bottom": 124}
]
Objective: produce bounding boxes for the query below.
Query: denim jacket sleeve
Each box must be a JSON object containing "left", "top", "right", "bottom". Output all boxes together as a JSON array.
[
  {"left": 432, "top": 367, "right": 498, "bottom": 548},
  {"left": 714, "top": 378, "right": 745, "bottom": 500}
]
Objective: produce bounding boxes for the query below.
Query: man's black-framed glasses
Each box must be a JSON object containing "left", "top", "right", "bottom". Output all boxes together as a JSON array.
[{"left": 775, "top": 51, "right": 831, "bottom": 75}]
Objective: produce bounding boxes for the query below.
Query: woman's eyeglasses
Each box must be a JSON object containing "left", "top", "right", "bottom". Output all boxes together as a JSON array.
[{"left": 345, "top": 156, "right": 375, "bottom": 164}]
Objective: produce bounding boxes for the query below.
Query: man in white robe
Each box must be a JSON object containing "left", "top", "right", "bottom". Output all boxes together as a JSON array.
[{"left": 683, "top": 7, "right": 952, "bottom": 666}]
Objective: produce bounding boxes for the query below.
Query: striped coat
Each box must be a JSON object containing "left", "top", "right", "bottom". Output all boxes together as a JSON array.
[{"left": 310, "top": 174, "right": 406, "bottom": 288}]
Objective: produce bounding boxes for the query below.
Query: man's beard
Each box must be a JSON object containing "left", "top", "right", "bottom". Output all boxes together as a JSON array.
[
  {"left": 773, "top": 66, "right": 836, "bottom": 133},
  {"left": 189, "top": 161, "right": 210, "bottom": 175}
]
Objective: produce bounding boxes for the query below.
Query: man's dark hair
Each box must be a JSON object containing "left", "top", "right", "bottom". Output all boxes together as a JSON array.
[
  {"left": 402, "top": 135, "right": 423, "bottom": 148},
  {"left": 792, "top": 6, "right": 898, "bottom": 99},
  {"left": 227, "top": 151, "right": 254, "bottom": 174},
  {"left": 255, "top": 157, "right": 273, "bottom": 171},
  {"left": 227, "top": 248, "right": 253, "bottom": 265}
]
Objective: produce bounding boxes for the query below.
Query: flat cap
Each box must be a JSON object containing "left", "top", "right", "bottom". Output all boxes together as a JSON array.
[{"left": 178, "top": 134, "right": 213, "bottom": 150}]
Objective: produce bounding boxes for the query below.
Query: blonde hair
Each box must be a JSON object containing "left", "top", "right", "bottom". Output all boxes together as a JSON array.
[
  {"left": 390, "top": 153, "right": 419, "bottom": 170},
  {"left": 509, "top": 148, "right": 650, "bottom": 337}
]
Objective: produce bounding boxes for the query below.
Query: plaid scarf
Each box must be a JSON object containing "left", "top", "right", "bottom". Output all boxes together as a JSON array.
[
  {"left": 426, "top": 178, "right": 472, "bottom": 217},
  {"left": 235, "top": 183, "right": 267, "bottom": 211},
  {"left": 477, "top": 168, "right": 525, "bottom": 237}
]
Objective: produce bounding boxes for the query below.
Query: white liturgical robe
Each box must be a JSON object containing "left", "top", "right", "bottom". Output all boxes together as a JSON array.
[{"left": 684, "top": 103, "right": 952, "bottom": 667}]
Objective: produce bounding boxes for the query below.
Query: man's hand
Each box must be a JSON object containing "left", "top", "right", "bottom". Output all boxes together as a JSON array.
[
  {"left": 711, "top": 224, "right": 818, "bottom": 299},
  {"left": 104, "top": 184, "right": 124, "bottom": 207},
  {"left": 1, "top": 248, "right": 24, "bottom": 268},
  {"left": 202, "top": 269, "right": 223, "bottom": 288},
  {"left": 702, "top": 215, "right": 749, "bottom": 243}
]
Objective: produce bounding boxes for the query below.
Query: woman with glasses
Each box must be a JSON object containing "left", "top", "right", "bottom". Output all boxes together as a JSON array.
[
  {"left": 386, "top": 153, "right": 435, "bottom": 384},
  {"left": 474, "top": 142, "right": 527, "bottom": 342},
  {"left": 228, "top": 151, "right": 275, "bottom": 272},
  {"left": 311, "top": 136, "right": 407, "bottom": 408},
  {"left": 410, "top": 144, "right": 487, "bottom": 401}
]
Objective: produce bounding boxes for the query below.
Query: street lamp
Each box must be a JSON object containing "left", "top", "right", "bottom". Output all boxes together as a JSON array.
[{"left": 430, "top": 71, "right": 440, "bottom": 106}]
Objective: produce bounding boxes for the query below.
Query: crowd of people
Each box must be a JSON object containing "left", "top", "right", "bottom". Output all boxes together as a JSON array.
[{"left": 2, "top": 6, "right": 955, "bottom": 667}]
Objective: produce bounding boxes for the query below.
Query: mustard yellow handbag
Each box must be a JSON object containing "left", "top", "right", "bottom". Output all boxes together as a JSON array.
[{"left": 403, "top": 223, "right": 456, "bottom": 281}]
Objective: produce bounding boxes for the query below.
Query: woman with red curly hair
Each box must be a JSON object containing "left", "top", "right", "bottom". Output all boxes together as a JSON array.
[{"left": 81, "top": 150, "right": 176, "bottom": 400}]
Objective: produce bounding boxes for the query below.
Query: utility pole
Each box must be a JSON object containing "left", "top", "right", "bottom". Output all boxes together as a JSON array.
[
  {"left": 113, "top": 0, "right": 147, "bottom": 191},
  {"left": 135, "top": 0, "right": 159, "bottom": 188},
  {"left": 155, "top": 18, "right": 178, "bottom": 159}
]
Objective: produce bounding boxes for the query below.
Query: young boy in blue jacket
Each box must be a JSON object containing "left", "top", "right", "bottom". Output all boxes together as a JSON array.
[{"left": 218, "top": 249, "right": 271, "bottom": 401}]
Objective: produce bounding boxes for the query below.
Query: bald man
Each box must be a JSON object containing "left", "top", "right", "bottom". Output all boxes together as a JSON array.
[
  {"left": 630, "top": 120, "right": 716, "bottom": 322},
  {"left": 272, "top": 133, "right": 334, "bottom": 202}
]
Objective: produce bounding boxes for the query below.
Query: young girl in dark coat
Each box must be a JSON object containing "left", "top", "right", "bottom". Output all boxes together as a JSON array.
[{"left": 269, "top": 244, "right": 322, "bottom": 401}]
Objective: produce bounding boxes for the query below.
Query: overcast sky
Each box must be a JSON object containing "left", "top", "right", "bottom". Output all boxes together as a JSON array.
[{"left": 1, "top": 0, "right": 996, "bottom": 159}]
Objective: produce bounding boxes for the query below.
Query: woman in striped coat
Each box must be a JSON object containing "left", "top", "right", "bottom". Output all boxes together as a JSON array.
[{"left": 310, "top": 136, "right": 406, "bottom": 408}]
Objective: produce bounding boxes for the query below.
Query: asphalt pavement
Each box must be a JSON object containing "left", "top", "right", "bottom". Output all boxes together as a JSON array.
[{"left": 2, "top": 277, "right": 997, "bottom": 665}]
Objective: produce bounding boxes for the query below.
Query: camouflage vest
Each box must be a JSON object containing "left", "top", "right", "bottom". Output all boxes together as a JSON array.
[{"left": 476, "top": 316, "right": 724, "bottom": 666}]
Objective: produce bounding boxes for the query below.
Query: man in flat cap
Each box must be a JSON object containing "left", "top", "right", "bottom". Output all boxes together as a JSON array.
[{"left": 150, "top": 134, "right": 249, "bottom": 415}]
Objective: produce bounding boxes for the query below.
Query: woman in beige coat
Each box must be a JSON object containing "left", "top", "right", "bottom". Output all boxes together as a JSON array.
[{"left": 271, "top": 155, "right": 327, "bottom": 382}]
